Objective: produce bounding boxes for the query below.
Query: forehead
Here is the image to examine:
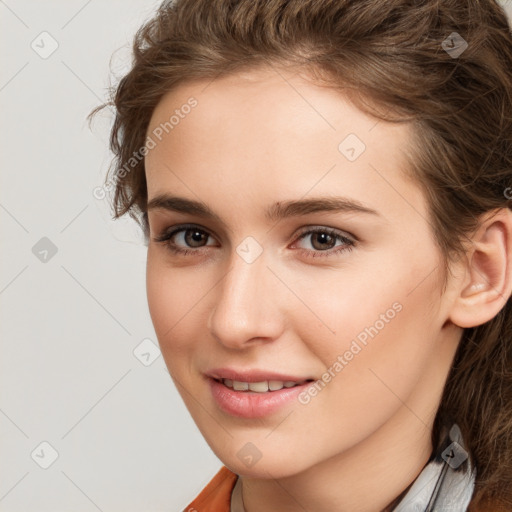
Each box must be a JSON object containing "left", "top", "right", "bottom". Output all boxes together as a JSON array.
[
  {"left": 146, "top": 66, "right": 404, "bottom": 151},
  {"left": 145, "top": 66, "right": 426, "bottom": 225}
]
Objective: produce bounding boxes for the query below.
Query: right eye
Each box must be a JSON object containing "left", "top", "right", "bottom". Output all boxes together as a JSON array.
[{"left": 153, "top": 224, "right": 218, "bottom": 255}]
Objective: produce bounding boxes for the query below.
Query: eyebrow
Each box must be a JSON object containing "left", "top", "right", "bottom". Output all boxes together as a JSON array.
[{"left": 146, "top": 194, "right": 380, "bottom": 223}]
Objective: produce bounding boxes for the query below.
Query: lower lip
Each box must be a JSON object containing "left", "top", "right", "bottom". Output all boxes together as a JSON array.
[{"left": 208, "top": 377, "right": 313, "bottom": 418}]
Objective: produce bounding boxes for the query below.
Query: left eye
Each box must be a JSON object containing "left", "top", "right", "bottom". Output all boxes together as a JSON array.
[{"left": 291, "top": 227, "right": 355, "bottom": 258}]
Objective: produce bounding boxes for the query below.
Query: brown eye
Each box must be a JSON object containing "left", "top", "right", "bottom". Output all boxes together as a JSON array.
[
  {"left": 293, "top": 227, "right": 355, "bottom": 259},
  {"left": 154, "top": 224, "right": 217, "bottom": 255},
  {"left": 309, "top": 232, "right": 337, "bottom": 251},
  {"left": 181, "top": 228, "right": 209, "bottom": 248}
]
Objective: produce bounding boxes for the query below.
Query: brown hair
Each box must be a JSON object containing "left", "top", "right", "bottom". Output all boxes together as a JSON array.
[{"left": 89, "top": 0, "right": 512, "bottom": 507}]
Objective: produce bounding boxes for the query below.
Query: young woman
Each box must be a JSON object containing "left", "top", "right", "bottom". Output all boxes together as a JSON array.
[{"left": 90, "top": 0, "right": 512, "bottom": 510}]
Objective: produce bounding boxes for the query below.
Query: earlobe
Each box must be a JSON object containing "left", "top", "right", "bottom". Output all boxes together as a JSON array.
[{"left": 449, "top": 208, "right": 512, "bottom": 329}]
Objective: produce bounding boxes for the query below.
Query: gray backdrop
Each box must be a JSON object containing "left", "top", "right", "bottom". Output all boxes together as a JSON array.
[{"left": 1, "top": 1, "right": 511, "bottom": 511}]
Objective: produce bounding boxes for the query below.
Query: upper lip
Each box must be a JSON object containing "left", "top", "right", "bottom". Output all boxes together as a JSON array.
[{"left": 206, "top": 368, "right": 315, "bottom": 383}]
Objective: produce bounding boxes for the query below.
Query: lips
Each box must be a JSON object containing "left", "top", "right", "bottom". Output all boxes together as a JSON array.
[{"left": 206, "top": 368, "right": 317, "bottom": 418}]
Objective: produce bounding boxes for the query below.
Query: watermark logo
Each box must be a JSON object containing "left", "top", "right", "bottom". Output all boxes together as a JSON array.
[
  {"left": 236, "top": 442, "right": 263, "bottom": 468},
  {"left": 236, "top": 236, "right": 264, "bottom": 264},
  {"left": 31, "top": 31, "right": 59, "bottom": 59},
  {"left": 31, "top": 441, "right": 59, "bottom": 469},
  {"left": 32, "top": 237, "right": 58, "bottom": 263},
  {"left": 441, "top": 441, "right": 468, "bottom": 469},
  {"left": 133, "top": 338, "right": 161, "bottom": 366},
  {"left": 442, "top": 32, "right": 468, "bottom": 58},
  {"left": 338, "top": 133, "right": 366, "bottom": 162}
]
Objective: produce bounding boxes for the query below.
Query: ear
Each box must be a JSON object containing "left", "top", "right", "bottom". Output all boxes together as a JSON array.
[{"left": 448, "top": 208, "right": 512, "bottom": 329}]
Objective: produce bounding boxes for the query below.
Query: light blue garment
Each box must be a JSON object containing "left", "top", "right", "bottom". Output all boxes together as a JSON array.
[{"left": 394, "top": 423, "right": 475, "bottom": 511}]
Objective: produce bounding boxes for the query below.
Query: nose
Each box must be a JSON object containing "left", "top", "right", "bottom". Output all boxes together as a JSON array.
[{"left": 207, "top": 248, "right": 285, "bottom": 350}]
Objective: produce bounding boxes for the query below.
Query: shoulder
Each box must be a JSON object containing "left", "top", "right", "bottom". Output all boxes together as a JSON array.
[{"left": 183, "top": 465, "right": 238, "bottom": 512}]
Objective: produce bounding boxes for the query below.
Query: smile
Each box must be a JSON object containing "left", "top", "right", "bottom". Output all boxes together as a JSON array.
[
  {"left": 218, "top": 378, "right": 312, "bottom": 392},
  {"left": 208, "top": 377, "right": 316, "bottom": 418}
]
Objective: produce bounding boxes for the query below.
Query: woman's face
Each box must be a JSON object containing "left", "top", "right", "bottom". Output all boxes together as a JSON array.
[{"left": 144, "top": 66, "right": 462, "bottom": 478}]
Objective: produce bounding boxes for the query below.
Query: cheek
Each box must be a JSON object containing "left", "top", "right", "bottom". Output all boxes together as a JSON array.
[
  {"left": 146, "top": 249, "right": 197, "bottom": 357},
  {"left": 282, "top": 290, "right": 441, "bottom": 466},
  {"left": 291, "top": 247, "right": 443, "bottom": 409},
  {"left": 284, "top": 249, "right": 436, "bottom": 362},
  {"left": 146, "top": 254, "right": 173, "bottom": 338}
]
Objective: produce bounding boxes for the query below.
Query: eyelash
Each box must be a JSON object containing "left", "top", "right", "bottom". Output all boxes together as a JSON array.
[{"left": 153, "top": 223, "right": 356, "bottom": 259}]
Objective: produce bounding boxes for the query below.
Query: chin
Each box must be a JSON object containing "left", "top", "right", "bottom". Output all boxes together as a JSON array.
[{"left": 213, "top": 445, "right": 315, "bottom": 480}]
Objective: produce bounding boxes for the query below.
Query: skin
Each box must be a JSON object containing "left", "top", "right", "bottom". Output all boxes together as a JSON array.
[{"left": 143, "top": 65, "right": 512, "bottom": 512}]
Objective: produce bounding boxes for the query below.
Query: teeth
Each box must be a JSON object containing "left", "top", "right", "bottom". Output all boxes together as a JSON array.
[
  {"left": 222, "top": 379, "right": 306, "bottom": 392},
  {"left": 232, "top": 380, "right": 249, "bottom": 391},
  {"left": 248, "top": 381, "right": 269, "bottom": 392},
  {"left": 269, "top": 380, "right": 284, "bottom": 391}
]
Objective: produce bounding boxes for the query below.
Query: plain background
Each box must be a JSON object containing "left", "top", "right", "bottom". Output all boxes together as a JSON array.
[{"left": 1, "top": 1, "right": 511, "bottom": 511}]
